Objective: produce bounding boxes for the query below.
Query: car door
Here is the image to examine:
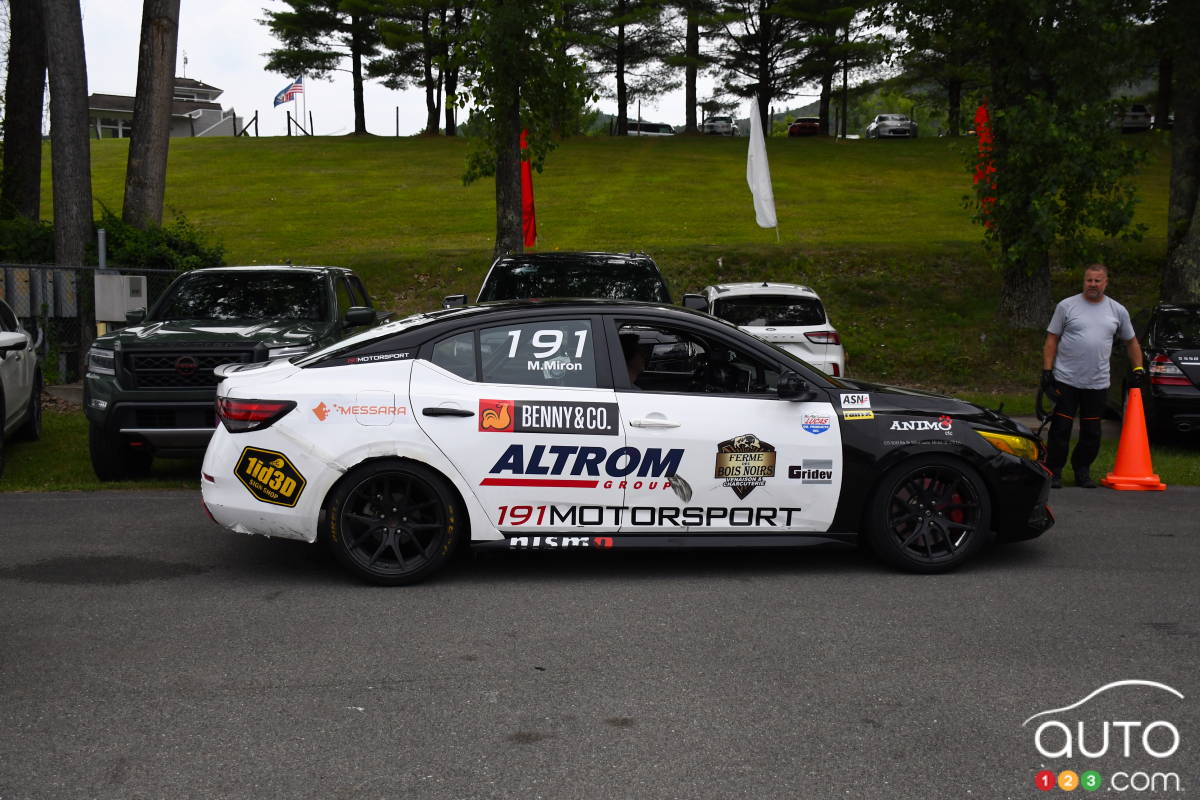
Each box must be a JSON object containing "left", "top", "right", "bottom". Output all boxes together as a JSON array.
[
  {"left": 0, "top": 300, "right": 32, "bottom": 431},
  {"left": 410, "top": 315, "right": 627, "bottom": 534},
  {"left": 610, "top": 316, "right": 843, "bottom": 535}
]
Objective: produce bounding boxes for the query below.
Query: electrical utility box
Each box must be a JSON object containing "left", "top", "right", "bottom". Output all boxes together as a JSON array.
[{"left": 95, "top": 273, "right": 149, "bottom": 322}]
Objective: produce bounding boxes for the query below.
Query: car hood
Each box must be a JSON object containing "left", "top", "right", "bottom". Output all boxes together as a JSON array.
[
  {"left": 96, "top": 319, "right": 334, "bottom": 349},
  {"left": 837, "top": 378, "right": 1031, "bottom": 435}
]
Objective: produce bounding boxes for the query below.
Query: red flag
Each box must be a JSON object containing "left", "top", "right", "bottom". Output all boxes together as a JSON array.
[
  {"left": 520, "top": 129, "right": 536, "bottom": 248},
  {"left": 973, "top": 101, "right": 996, "bottom": 228}
]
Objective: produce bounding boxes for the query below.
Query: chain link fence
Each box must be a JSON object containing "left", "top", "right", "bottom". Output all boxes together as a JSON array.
[{"left": 1, "top": 263, "right": 181, "bottom": 384}]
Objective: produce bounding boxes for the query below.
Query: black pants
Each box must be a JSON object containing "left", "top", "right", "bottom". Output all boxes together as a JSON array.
[{"left": 1046, "top": 381, "right": 1108, "bottom": 476}]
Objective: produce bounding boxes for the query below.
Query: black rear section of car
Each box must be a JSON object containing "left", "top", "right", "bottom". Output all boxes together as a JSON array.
[{"left": 476, "top": 252, "right": 672, "bottom": 304}]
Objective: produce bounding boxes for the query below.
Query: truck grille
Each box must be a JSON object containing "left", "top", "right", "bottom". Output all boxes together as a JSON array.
[{"left": 124, "top": 350, "right": 258, "bottom": 389}]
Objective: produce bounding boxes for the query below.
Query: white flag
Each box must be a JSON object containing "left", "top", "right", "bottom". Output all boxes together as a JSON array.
[{"left": 746, "top": 98, "right": 778, "bottom": 229}]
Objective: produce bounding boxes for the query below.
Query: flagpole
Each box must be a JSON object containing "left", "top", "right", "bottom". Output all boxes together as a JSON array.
[{"left": 302, "top": 75, "right": 307, "bottom": 133}]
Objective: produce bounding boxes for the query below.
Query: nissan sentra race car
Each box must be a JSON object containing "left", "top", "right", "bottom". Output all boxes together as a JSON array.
[{"left": 201, "top": 300, "right": 1053, "bottom": 585}]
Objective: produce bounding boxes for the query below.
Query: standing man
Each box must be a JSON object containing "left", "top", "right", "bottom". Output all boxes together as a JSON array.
[{"left": 1041, "top": 264, "right": 1144, "bottom": 488}]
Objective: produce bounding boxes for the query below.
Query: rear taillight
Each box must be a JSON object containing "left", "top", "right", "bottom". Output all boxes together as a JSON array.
[
  {"left": 805, "top": 330, "right": 841, "bottom": 345},
  {"left": 829, "top": 363, "right": 840, "bottom": 377},
  {"left": 216, "top": 397, "right": 296, "bottom": 433},
  {"left": 1149, "top": 354, "right": 1190, "bottom": 386}
]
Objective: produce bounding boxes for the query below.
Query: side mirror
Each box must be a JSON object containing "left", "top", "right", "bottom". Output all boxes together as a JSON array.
[
  {"left": 0, "top": 331, "right": 26, "bottom": 354},
  {"left": 125, "top": 308, "right": 146, "bottom": 324},
  {"left": 343, "top": 306, "right": 375, "bottom": 327},
  {"left": 778, "top": 370, "right": 818, "bottom": 402},
  {"left": 681, "top": 293, "right": 709, "bottom": 312},
  {"left": 443, "top": 294, "right": 467, "bottom": 309}
]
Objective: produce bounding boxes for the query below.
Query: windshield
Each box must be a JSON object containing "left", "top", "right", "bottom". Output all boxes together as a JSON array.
[
  {"left": 1156, "top": 310, "right": 1200, "bottom": 348},
  {"left": 711, "top": 295, "right": 826, "bottom": 327},
  {"left": 152, "top": 272, "right": 329, "bottom": 322},
  {"left": 479, "top": 259, "right": 671, "bottom": 303}
]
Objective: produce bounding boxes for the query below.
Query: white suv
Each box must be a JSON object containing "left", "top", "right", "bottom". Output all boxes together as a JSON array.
[
  {"left": 0, "top": 297, "right": 42, "bottom": 477},
  {"left": 701, "top": 116, "right": 739, "bottom": 136},
  {"left": 703, "top": 282, "right": 846, "bottom": 376}
]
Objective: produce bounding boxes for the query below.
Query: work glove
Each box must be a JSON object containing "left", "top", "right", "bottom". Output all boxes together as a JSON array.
[
  {"left": 1040, "top": 369, "right": 1056, "bottom": 394},
  {"left": 1129, "top": 366, "right": 1147, "bottom": 389}
]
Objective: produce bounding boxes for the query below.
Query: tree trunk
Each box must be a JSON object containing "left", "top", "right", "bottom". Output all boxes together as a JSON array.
[
  {"left": 494, "top": 94, "right": 522, "bottom": 258},
  {"left": 1154, "top": 55, "right": 1172, "bottom": 131},
  {"left": 421, "top": 12, "right": 439, "bottom": 134},
  {"left": 999, "top": 251, "right": 1053, "bottom": 329},
  {"left": 350, "top": 14, "right": 368, "bottom": 135},
  {"left": 615, "top": 4, "right": 627, "bottom": 136},
  {"left": 2, "top": 0, "right": 47, "bottom": 220},
  {"left": 946, "top": 78, "right": 962, "bottom": 137},
  {"left": 684, "top": 8, "right": 698, "bottom": 134},
  {"left": 123, "top": 0, "right": 180, "bottom": 229},
  {"left": 444, "top": 4, "right": 463, "bottom": 136},
  {"left": 756, "top": 6, "right": 771, "bottom": 134},
  {"left": 1163, "top": 44, "right": 1200, "bottom": 302},
  {"left": 818, "top": 70, "right": 831, "bottom": 135}
]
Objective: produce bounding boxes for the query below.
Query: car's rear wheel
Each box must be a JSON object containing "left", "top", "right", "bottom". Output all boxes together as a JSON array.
[
  {"left": 325, "top": 460, "right": 461, "bottom": 586},
  {"left": 89, "top": 422, "right": 153, "bottom": 481},
  {"left": 866, "top": 455, "right": 990, "bottom": 573}
]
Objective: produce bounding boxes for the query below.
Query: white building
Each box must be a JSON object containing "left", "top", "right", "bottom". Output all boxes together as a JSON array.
[{"left": 87, "top": 77, "right": 243, "bottom": 139}]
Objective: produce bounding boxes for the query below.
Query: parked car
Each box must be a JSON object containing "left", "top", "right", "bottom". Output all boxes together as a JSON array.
[
  {"left": 627, "top": 121, "right": 675, "bottom": 136},
  {"left": 444, "top": 251, "right": 673, "bottom": 307},
  {"left": 703, "top": 282, "right": 846, "bottom": 377},
  {"left": 1118, "top": 104, "right": 1152, "bottom": 132},
  {"left": 1108, "top": 302, "right": 1200, "bottom": 440},
  {"left": 201, "top": 299, "right": 1052, "bottom": 585},
  {"left": 701, "top": 116, "right": 739, "bottom": 136},
  {"left": 0, "top": 297, "right": 42, "bottom": 478},
  {"left": 787, "top": 117, "right": 821, "bottom": 137},
  {"left": 866, "top": 114, "right": 918, "bottom": 139},
  {"left": 84, "top": 265, "right": 386, "bottom": 480}
]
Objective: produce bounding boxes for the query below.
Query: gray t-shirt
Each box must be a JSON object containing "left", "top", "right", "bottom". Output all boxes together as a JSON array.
[{"left": 1047, "top": 293, "right": 1135, "bottom": 389}]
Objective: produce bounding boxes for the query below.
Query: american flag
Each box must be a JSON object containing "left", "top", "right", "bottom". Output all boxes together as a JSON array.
[{"left": 273, "top": 76, "right": 304, "bottom": 107}]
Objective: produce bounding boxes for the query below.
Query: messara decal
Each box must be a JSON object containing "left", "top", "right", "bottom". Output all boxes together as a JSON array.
[
  {"left": 802, "top": 413, "right": 831, "bottom": 434},
  {"left": 1023, "top": 680, "right": 1185, "bottom": 794},
  {"left": 479, "top": 398, "right": 617, "bottom": 435},
  {"left": 482, "top": 444, "right": 684, "bottom": 488},
  {"left": 312, "top": 401, "right": 408, "bottom": 420},
  {"left": 714, "top": 434, "right": 776, "bottom": 499}
]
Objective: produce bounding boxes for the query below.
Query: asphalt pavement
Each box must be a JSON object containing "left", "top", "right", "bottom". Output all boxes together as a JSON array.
[{"left": 0, "top": 488, "right": 1196, "bottom": 799}]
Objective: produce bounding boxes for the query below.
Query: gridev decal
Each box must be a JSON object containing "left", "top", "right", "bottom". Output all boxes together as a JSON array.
[
  {"left": 498, "top": 504, "right": 805, "bottom": 528},
  {"left": 482, "top": 444, "right": 683, "bottom": 489},
  {"left": 714, "top": 434, "right": 776, "bottom": 499},
  {"left": 889, "top": 415, "right": 954, "bottom": 435},
  {"left": 478, "top": 399, "right": 618, "bottom": 435},
  {"left": 789, "top": 459, "right": 834, "bottom": 484},
  {"left": 311, "top": 401, "right": 409, "bottom": 421},
  {"left": 235, "top": 447, "right": 306, "bottom": 507}
]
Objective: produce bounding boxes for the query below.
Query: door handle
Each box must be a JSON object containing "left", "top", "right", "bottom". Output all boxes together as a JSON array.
[
  {"left": 422, "top": 407, "right": 474, "bottom": 417},
  {"left": 629, "top": 417, "right": 680, "bottom": 429}
]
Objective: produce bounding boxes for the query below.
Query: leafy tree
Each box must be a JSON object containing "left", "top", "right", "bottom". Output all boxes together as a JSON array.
[
  {"left": 457, "top": 0, "right": 590, "bottom": 256},
  {"left": 262, "top": 0, "right": 382, "bottom": 135},
  {"left": 1161, "top": 0, "right": 1200, "bottom": 301},
  {"left": 123, "top": 0, "right": 180, "bottom": 229},
  {"left": 2, "top": 0, "right": 46, "bottom": 221},
  {"left": 971, "top": 0, "right": 1148, "bottom": 328},
  {"left": 664, "top": 0, "right": 720, "bottom": 133}
]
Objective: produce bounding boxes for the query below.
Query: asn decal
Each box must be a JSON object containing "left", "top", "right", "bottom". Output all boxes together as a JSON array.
[
  {"left": 483, "top": 444, "right": 683, "bottom": 488},
  {"left": 345, "top": 352, "right": 411, "bottom": 364},
  {"left": 789, "top": 459, "right": 834, "bottom": 484},
  {"left": 840, "top": 393, "right": 871, "bottom": 409},
  {"left": 479, "top": 399, "right": 618, "bottom": 435},
  {"left": 500, "top": 504, "right": 806, "bottom": 527},
  {"left": 889, "top": 415, "right": 953, "bottom": 435},
  {"left": 802, "top": 413, "right": 831, "bottom": 434},
  {"left": 714, "top": 434, "right": 776, "bottom": 499},
  {"left": 312, "top": 401, "right": 408, "bottom": 420},
  {"left": 235, "top": 447, "right": 307, "bottom": 507},
  {"left": 508, "top": 535, "right": 614, "bottom": 549}
]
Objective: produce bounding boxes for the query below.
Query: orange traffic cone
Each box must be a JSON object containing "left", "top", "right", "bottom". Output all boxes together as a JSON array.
[{"left": 1101, "top": 387, "right": 1166, "bottom": 491}]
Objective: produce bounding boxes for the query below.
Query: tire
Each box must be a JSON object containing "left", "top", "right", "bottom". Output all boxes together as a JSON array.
[
  {"left": 324, "top": 460, "right": 461, "bottom": 586},
  {"left": 865, "top": 455, "right": 991, "bottom": 573},
  {"left": 0, "top": 401, "right": 7, "bottom": 480},
  {"left": 15, "top": 372, "right": 42, "bottom": 442},
  {"left": 89, "top": 422, "right": 153, "bottom": 481}
]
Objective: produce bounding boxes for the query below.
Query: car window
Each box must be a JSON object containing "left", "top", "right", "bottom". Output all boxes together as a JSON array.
[
  {"left": 1154, "top": 311, "right": 1200, "bottom": 348},
  {"left": 430, "top": 331, "right": 477, "bottom": 380},
  {"left": 478, "top": 320, "right": 598, "bottom": 388},
  {"left": 335, "top": 277, "right": 353, "bottom": 319},
  {"left": 711, "top": 296, "right": 826, "bottom": 327},
  {"left": 153, "top": 271, "right": 329, "bottom": 322},
  {"left": 347, "top": 275, "right": 370, "bottom": 307},
  {"left": 0, "top": 300, "right": 17, "bottom": 332},
  {"left": 618, "top": 322, "right": 780, "bottom": 396}
]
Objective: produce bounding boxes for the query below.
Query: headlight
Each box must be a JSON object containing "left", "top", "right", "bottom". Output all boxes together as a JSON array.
[
  {"left": 977, "top": 430, "right": 1041, "bottom": 461},
  {"left": 267, "top": 343, "right": 316, "bottom": 360},
  {"left": 87, "top": 346, "right": 116, "bottom": 375}
]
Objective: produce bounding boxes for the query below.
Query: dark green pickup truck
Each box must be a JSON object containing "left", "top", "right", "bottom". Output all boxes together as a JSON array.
[{"left": 84, "top": 265, "right": 384, "bottom": 480}]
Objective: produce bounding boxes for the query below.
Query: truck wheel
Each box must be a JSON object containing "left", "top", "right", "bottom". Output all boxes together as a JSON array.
[
  {"left": 89, "top": 422, "right": 153, "bottom": 481},
  {"left": 324, "top": 460, "right": 461, "bottom": 586}
]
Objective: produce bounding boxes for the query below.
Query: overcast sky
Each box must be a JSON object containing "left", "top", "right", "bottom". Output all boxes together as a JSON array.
[{"left": 81, "top": 0, "right": 745, "bottom": 137}]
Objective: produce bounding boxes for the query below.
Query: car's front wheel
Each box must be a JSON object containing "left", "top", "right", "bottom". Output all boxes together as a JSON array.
[
  {"left": 324, "top": 460, "right": 462, "bottom": 585},
  {"left": 866, "top": 455, "right": 990, "bottom": 573}
]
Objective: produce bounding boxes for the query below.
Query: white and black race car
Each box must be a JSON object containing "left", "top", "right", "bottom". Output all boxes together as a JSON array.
[{"left": 201, "top": 300, "right": 1053, "bottom": 584}]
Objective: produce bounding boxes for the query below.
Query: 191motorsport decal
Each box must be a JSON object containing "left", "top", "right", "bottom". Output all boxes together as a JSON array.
[
  {"left": 479, "top": 399, "right": 618, "bottom": 435},
  {"left": 498, "top": 504, "right": 806, "bottom": 527},
  {"left": 714, "top": 434, "right": 776, "bottom": 499},
  {"left": 235, "top": 446, "right": 307, "bottom": 507},
  {"left": 482, "top": 444, "right": 683, "bottom": 488}
]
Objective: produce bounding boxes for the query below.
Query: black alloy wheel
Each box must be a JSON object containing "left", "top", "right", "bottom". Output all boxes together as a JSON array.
[
  {"left": 325, "top": 461, "right": 460, "bottom": 585},
  {"left": 867, "top": 455, "right": 991, "bottom": 573}
]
